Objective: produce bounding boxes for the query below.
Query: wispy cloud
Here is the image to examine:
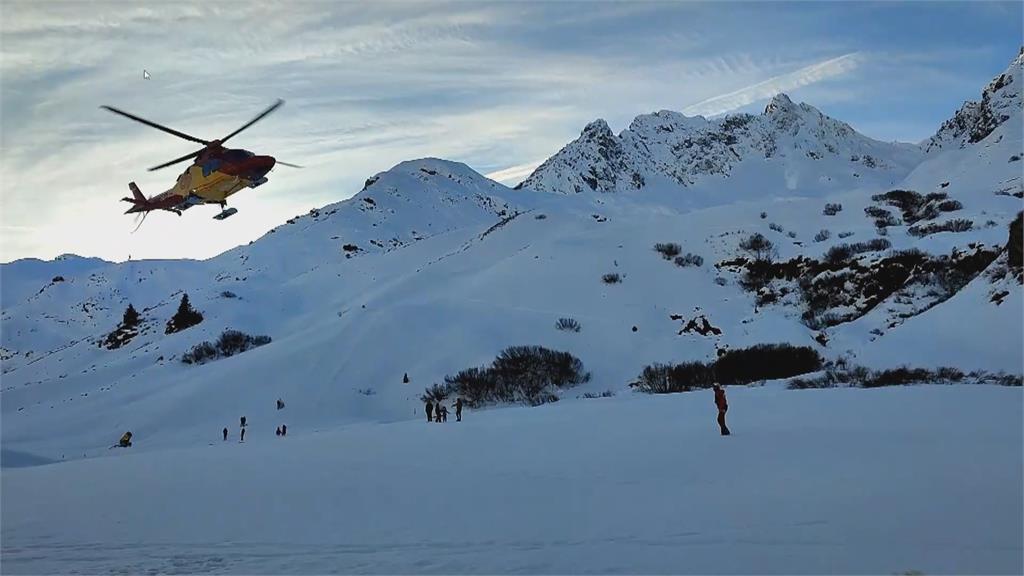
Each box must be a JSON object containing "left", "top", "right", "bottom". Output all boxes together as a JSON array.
[
  {"left": 682, "top": 53, "right": 865, "bottom": 117},
  {"left": 485, "top": 161, "right": 544, "bottom": 185},
  {"left": 1, "top": 1, "right": 1019, "bottom": 262}
]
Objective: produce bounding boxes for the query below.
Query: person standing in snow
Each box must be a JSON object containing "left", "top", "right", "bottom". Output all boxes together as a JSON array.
[
  {"left": 276, "top": 426, "right": 281, "bottom": 436},
  {"left": 713, "top": 383, "right": 730, "bottom": 436},
  {"left": 223, "top": 427, "right": 228, "bottom": 441},
  {"left": 425, "top": 400, "right": 434, "bottom": 423},
  {"left": 439, "top": 404, "right": 448, "bottom": 422},
  {"left": 240, "top": 416, "right": 247, "bottom": 428},
  {"left": 281, "top": 424, "right": 287, "bottom": 436},
  {"left": 276, "top": 399, "right": 285, "bottom": 410},
  {"left": 240, "top": 427, "right": 246, "bottom": 442},
  {"left": 454, "top": 398, "right": 463, "bottom": 422}
]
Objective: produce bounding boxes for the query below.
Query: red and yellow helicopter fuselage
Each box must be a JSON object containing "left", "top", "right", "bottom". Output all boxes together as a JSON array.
[
  {"left": 122, "top": 145, "right": 276, "bottom": 217},
  {"left": 103, "top": 100, "right": 298, "bottom": 224}
]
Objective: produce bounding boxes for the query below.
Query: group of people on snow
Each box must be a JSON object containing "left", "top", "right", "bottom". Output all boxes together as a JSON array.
[
  {"left": 117, "top": 386, "right": 731, "bottom": 449},
  {"left": 217, "top": 400, "right": 289, "bottom": 443},
  {"left": 424, "top": 397, "right": 463, "bottom": 423}
]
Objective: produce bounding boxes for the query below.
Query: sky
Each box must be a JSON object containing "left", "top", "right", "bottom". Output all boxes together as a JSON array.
[{"left": 0, "top": 1, "right": 1020, "bottom": 263}]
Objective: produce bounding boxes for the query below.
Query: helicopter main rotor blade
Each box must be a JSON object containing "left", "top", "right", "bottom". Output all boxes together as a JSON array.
[
  {"left": 220, "top": 99, "right": 284, "bottom": 145},
  {"left": 148, "top": 148, "right": 203, "bottom": 172},
  {"left": 276, "top": 161, "right": 303, "bottom": 168},
  {"left": 101, "top": 105, "right": 209, "bottom": 145}
]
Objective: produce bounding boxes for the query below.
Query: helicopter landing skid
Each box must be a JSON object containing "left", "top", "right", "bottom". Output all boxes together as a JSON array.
[{"left": 213, "top": 207, "right": 238, "bottom": 221}]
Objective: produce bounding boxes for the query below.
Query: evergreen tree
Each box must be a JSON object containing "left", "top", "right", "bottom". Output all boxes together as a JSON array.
[
  {"left": 122, "top": 303, "right": 140, "bottom": 328},
  {"left": 166, "top": 293, "right": 203, "bottom": 334}
]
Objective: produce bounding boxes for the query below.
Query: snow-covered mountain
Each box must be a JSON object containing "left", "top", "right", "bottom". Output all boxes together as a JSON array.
[
  {"left": 1, "top": 51, "right": 1021, "bottom": 467},
  {"left": 518, "top": 94, "right": 923, "bottom": 201},
  {"left": 925, "top": 48, "right": 1024, "bottom": 152}
]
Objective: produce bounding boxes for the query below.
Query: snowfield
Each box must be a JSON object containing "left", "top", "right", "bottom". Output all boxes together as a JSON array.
[
  {"left": 3, "top": 384, "right": 1022, "bottom": 575},
  {"left": 1, "top": 51, "right": 1022, "bottom": 574}
]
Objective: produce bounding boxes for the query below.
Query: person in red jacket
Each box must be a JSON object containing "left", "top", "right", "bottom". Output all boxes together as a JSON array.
[{"left": 713, "top": 383, "right": 731, "bottom": 436}]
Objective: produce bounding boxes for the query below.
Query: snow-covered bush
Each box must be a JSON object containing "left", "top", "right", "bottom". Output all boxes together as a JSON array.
[
  {"left": 937, "top": 199, "right": 963, "bottom": 212},
  {"left": 739, "top": 233, "right": 777, "bottom": 262},
  {"left": 715, "top": 344, "right": 823, "bottom": 385},
  {"left": 790, "top": 365, "right": 1021, "bottom": 389},
  {"left": 555, "top": 317, "right": 581, "bottom": 332},
  {"left": 182, "top": 329, "right": 271, "bottom": 365},
  {"left": 602, "top": 273, "right": 622, "bottom": 284},
  {"left": 769, "top": 222, "right": 784, "bottom": 233},
  {"left": 814, "top": 229, "right": 831, "bottom": 242},
  {"left": 823, "top": 203, "right": 842, "bottom": 216},
  {"left": 654, "top": 242, "right": 682, "bottom": 259},
  {"left": 432, "top": 346, "right": 590, "bottom": 407},
  {"left": 181, "top": 341, "right": 217, "bottom": 365},
  {"left": 864, "top": 206, "right": 901, "bottom": 229},
  {"left": 635, "top": 343, "right": 822, "bottom": 393},
  {"left": 673, "top": 253, "right": 703, "bottom": 267},
  {"left": 907, "top": 219, "right": 973, "bottom": 237},
  {"left": 824, "top": 239, "right": 891, "bottom": 264},
  {"left": 420, "top": 382, "right": 451, "bottom": 403},
  {"left": 633, "top": 362, "right": 715, "bottom": 393},
  {"left": 1009, "top": 212, "right": 1022, "bottom": 270}
]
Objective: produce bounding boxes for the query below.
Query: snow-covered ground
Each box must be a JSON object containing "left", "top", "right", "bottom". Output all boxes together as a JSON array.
[{"left": 3, "top": 384, "right": 1022, "bottom": 575}]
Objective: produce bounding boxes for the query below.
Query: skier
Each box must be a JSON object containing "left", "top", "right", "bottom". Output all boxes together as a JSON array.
[
  {"left": 281, "top": 424, "right": 287, "bottom": 436},
  {"left": 118, "top": 431, "right": 133, "bottom": 448},
  {"left": 439, "top": 404, "right": 448, "bottom": 423},
  {"left": 454, "top": 398, "right": 463, "bottom": 422},
  {"left": 223, "top": 427, "right": 228, "bottom": 441},
  {"left": 425, "top": 400, "right": 434, "bottom": 423},
  {"left": 713, "top": 383, "right": 730, "bottom": 436}
]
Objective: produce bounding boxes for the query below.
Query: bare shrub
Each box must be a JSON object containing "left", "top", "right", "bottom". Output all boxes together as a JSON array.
[{"left": 555, "top": 317, "right": 581, "bottom": 332}]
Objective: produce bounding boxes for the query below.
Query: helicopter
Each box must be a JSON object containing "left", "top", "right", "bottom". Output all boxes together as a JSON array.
[{"left": 101, "top": 99, "right": 301, "bottom": 228}]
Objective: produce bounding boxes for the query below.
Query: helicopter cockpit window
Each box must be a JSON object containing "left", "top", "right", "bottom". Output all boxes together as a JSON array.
[{"left": 223, "top": 150, "right": 254, "bottom": 162}]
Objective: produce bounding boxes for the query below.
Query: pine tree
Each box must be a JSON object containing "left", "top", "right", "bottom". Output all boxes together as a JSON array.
[
  {"left": 123, "top": 304, "right": 140, "bottom": 328},
  {"left": 166, "top": 293, "right": 203, "bottom": 334}
]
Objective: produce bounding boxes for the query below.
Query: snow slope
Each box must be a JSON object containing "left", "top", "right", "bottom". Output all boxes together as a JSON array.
[{"left": 3, "top": 385, "right": 1021, "bottom": 575}]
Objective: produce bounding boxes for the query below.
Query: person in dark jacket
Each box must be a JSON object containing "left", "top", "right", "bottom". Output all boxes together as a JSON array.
[
  {"left": 281, "top": 424, "right": 287, "bottom": 436},
  {"left": 240, "top": 427, "right": 246, "bottom": 442},
  {"left": 240, "top": 416, "right": 247, "bottom": 428},
  {"left": 276, "top": 399, "right": 285, "bottom": 410},
  {"left": 713, "top": 383, "right": 730, "bottom": 436},
  {"left": 425, "top": 401, "right": 434, "bottom": 422},
  {"left": 454, "top": 398, "right": 463, "bottom": 422},
  {"left": 276, "top": 426, "right": 281, "bottom": 436},
  {"left": 439, "top": 404, "right": 448, "bottom": 422},
  {"left": 223, "top": 427, "right": 228, "bottom": 441}
]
